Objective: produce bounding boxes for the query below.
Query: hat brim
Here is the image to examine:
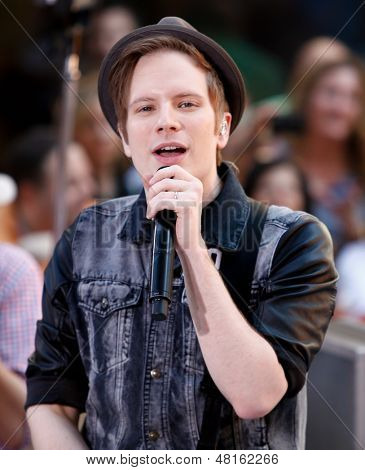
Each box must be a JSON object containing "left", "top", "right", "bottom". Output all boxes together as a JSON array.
[{"left": 98, "top": 23, "right": 245, "bottom": 136}]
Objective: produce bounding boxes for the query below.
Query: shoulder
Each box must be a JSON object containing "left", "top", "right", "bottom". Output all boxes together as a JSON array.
[
  {"left": 79, "top": 194, "right": 139, "bottom": 217},
  {"left": 269, "top": 206, "right": 337, "bottom": 282},
  {"left": 60, "top": 194, "right": 140, "bottom": 248},
  {"left": 0, "top": 242, "right": 41, "bottom": 277},
  {"left": 0, "top": 243, "right": 42, "bottom": 302},
  {"left": 48, "top": 195, "right": 141, "bottom": 283},
  {"left": 255, "top": 204, "right": 336, "bottom": 282},
  {"left": 266, "top": 204, "right": 315, "bottom": 228},
  {"left": 264, "top": 204, "right": 333, "bottom": 247},
  {"left": 0, "top": 241, "right": 37, "bottom": 264}
]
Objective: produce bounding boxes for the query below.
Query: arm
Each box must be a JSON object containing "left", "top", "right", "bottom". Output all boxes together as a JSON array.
[
  {"left": 178, "top": 215, "right": 338, "bottom": 417},
  {"left": 147, "top": 166, "right": 286, "bottom": 418},
  {"left": 255, "top": 217, "right": 337, "bottom": 395},
  {"left": 0, "top": 361, "right": 27, "bottom": 449},
  {"left": 26, "top": 404, "right": 88, "bottom": 450},
  {"left": 178, "top": 244, "right": 287, "bottom": 419},
  {"left": 147, "top": 166, "right": 337, "bottom": 419},
  {"left": 25, "top": 224, "right": 89, "bottom": 449}
]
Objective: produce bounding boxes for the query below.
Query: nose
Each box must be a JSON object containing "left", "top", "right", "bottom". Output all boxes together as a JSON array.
[{"left": 155, "top": 104, "right": 181, "bottom": 133}]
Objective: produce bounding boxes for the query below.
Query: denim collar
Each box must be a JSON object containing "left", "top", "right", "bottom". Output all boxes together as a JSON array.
[{"left": 119, "top": 161, "right": 250, "bottom": 252}]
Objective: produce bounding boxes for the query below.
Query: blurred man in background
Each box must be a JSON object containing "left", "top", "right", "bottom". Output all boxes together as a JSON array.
[
  {"left": 2, "top": 127, "right": 96, "bottom": 264},
  {"left": 0, "top": 174, "right": 42, "bottom": 449}
]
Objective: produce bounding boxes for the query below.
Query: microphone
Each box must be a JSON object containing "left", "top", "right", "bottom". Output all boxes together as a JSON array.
[{"left": 149, "top": 167, "right": 177, "bottom": 321}]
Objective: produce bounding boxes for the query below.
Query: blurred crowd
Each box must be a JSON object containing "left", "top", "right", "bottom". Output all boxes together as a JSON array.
[{"left": 1, "top": 3, "right": 365, "bottom": 449}]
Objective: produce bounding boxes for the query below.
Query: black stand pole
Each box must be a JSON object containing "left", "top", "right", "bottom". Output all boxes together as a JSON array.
[{"left": 53, "top": 24, "right": 82, "bottom": 241}]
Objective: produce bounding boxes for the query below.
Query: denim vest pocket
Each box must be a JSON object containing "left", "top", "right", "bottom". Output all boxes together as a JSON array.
[{"left": 77, "top": 280, "right": 142, "bottom": 373}]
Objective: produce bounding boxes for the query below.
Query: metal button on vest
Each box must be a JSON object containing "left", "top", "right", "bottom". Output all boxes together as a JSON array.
[
  {"left": 101, "top": 297, "right": 109, "bottom": 309},
  {"left": 148, "top": 431, "right": 160, "bottom": 441},
  {"left": 150, "top": 368, "right": 162, "bottom": 379}
]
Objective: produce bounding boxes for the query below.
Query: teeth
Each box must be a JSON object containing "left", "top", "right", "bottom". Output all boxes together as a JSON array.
[{"left": 161, "top": 146, "right": 178, "bottom": 151}]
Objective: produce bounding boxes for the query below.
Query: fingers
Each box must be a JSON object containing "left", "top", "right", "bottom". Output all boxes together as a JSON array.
[
  {"left": 148, "top": 178, "right": 190, "bottom": 200},
  {"left": 146, "top": 165, "right": 203, "bottom": 220},
  {"left": 147, "top": 191, "right": 197, "bottom": 219},
  {"left": 149, "top": 165, "right": 195, "bottom": 185}
]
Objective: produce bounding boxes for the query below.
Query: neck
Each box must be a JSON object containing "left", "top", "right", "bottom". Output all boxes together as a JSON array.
[
  {"left": 202, "top": 171, "right": 222, "bottom": 207},
  {"left": 298, "top": 133, "right": 349, "bottom": 179},
  {"left": 302, "top": 133, "right": 347, "bottom": 161}
]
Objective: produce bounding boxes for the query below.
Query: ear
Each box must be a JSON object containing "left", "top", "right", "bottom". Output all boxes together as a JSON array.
[
  {"left": 217, "top": 112, "right": 232, "bottom": 150},
  {"left": 117, "top": 123, "right": 132, "bottom": 158}
]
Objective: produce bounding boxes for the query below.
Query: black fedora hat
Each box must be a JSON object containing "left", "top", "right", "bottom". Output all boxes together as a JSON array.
[{"left": 98, "top": 16, "right": 246, "bottom": 136}]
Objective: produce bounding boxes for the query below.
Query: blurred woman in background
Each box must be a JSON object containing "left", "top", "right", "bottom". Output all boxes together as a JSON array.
[
  {"left": 222, "top": 36, "right": 351, "bottom": 185},
  {"left": 291, "top": 57, "right": 365, "bottom": 254}
]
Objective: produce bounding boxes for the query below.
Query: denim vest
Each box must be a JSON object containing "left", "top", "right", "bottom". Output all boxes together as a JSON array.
[{"left": 26, "top": 162, "right": 337, "bottom": 449}]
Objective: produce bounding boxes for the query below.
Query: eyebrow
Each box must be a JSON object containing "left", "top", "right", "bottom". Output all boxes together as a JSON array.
[
  {"left": 129, "top": 92, "right": 205, "bottom": 108},
  {"left": 129, "top": 97, "right": 154, "bottom": 108}
]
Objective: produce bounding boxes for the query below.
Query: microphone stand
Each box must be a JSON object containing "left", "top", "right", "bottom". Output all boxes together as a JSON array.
[
  {"left": 52, "top": 0, "right": 97, "bottom": 241},
  {"left": 53, "top": 23, "right": 82, "bottom": 241}
]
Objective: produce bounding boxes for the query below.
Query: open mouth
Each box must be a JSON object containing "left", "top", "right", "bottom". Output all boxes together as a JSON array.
[{"left": 153, "top": 145, "right": 187, "bottom": 158}]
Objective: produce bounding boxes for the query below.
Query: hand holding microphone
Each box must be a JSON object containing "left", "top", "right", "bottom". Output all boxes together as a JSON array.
[
  {"left": 147, "top": 165, "right": 205, "bottom": 320},
  {"left": 148, "top": 166, "right": 176, "bottom": 320}
]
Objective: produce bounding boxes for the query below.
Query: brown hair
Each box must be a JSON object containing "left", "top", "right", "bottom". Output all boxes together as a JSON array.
[
  {"left": 108, "top": 35, "right": 228, "bottom": 164},
  {"left": 292, "top": 56, "right": 365, "bottom": 185}
]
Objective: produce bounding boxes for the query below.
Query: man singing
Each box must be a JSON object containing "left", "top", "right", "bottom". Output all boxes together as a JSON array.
[{"left": 25, "top": 17, "right": 337, "bottom": 450}]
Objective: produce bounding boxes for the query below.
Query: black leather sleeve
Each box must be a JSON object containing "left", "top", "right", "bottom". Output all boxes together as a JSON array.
[
  {"left": 255, "top": 216, "right": 338, "bottom": 397},
  {"left": 25, "top": 221, "right": 88, "bottom": 411}
]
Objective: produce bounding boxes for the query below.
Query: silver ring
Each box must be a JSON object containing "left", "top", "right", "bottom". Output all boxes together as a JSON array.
[{"left": 174, "top": 191, "right": 179, "bottom": 200}]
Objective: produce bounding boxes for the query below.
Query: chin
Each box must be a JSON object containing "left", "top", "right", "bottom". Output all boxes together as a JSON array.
[{"left": 318, "top": 124, "right": 352, "bottom": 141}]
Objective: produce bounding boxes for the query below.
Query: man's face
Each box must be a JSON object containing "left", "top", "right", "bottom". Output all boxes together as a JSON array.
[
  {"left": 120, "top": 49, "right": 230, "bottom": 188},
  {"left": 22, "top": 143, "right": 96, "bottom": 231}
]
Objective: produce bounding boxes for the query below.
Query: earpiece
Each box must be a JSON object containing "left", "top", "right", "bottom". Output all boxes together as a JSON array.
[{"left": 220, "top": 121, "right": 228, "bottom": 136}]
